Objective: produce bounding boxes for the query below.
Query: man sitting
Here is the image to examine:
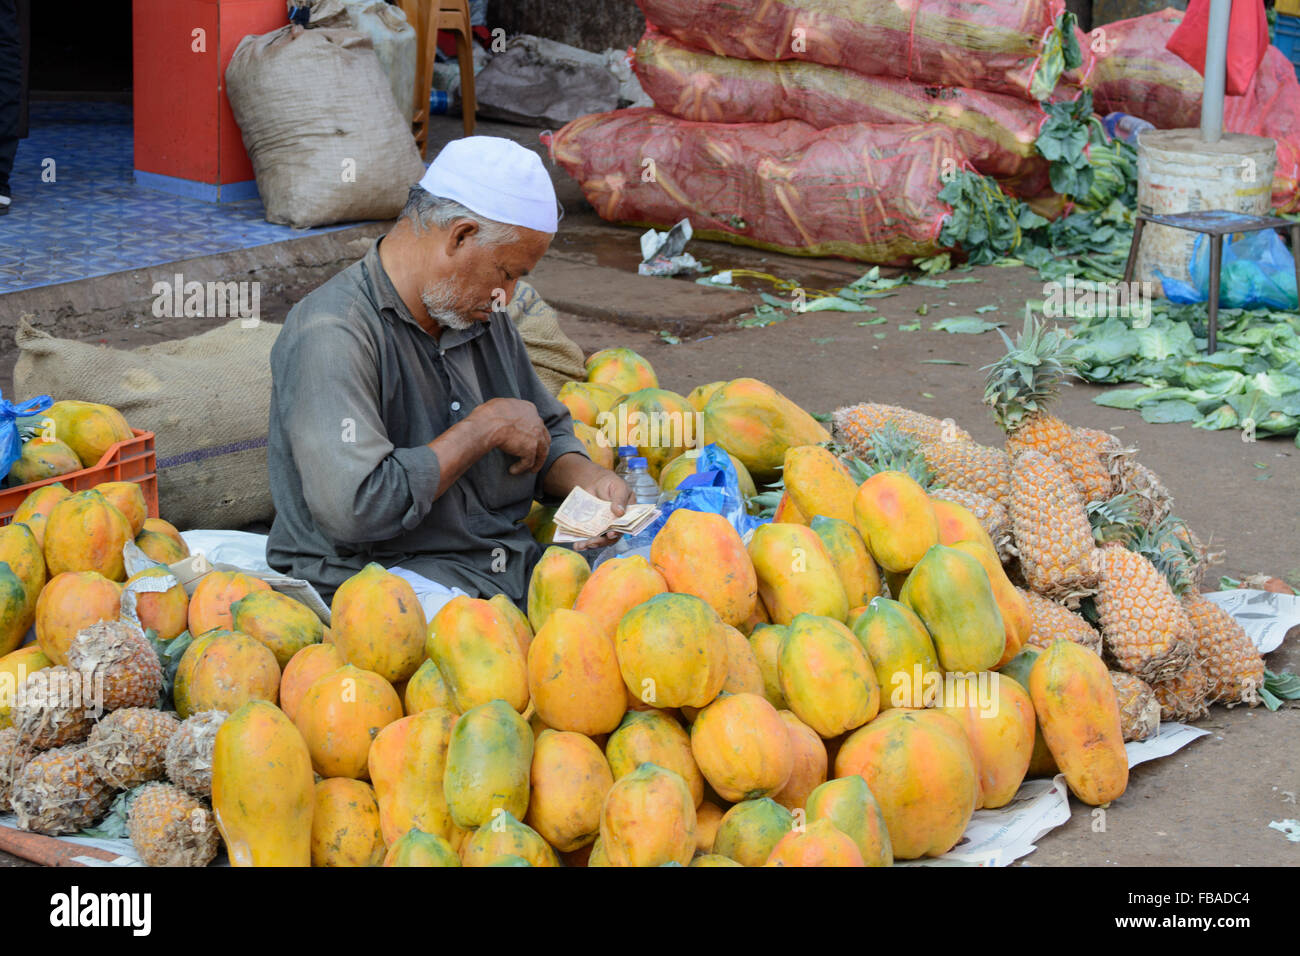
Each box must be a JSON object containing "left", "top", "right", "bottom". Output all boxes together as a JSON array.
[{"left": 266, "top": 136, "right": 629, "bottom": 617}]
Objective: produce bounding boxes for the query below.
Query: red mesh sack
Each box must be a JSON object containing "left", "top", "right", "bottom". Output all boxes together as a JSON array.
[
  {"left": 633, "top": 26, "right": 1053, "bottom": 197},
  {"left": 547, "top": 108, "right": 963, "bottom": 264}
]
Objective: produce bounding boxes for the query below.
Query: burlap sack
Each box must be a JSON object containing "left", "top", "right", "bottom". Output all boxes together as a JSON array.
[
  {"left": 14, "top": 317, "right": 280, "bottom": 530},
  {"left": 506, "top": 280, "right": 586, "bottom": 396},
  {"left": 225, "top": 24, "right": 425, "bottom": 228}
]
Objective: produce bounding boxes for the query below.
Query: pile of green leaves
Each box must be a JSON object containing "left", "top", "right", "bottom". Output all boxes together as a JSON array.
[
  {"left": 937, "top": 169, "right": 1048, "bottom": 266},
  {"left": 1035, "top": 91, "right": 1096, "bottom": 199},
  {"left": 1030, "top": 12, "right": 1084, "bottom": 102}
]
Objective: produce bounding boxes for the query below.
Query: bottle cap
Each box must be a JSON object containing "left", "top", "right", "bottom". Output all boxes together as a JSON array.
[
  {"left": 618, "top": 445, "right": 637, "bottom": 456},
  {"left": 628, "top": 456, "right": 648, "bottom": 469}
]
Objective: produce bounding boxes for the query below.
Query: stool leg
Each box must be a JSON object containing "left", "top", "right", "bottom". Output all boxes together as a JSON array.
[
  {"left": 456, "top": 27, "right": 476, "bottom": 137},
  {"left": 1123, "top": 218, "right": 1145, "bottom": 285},
  {"left": 1207, "top": 234, "right": 1223, "bottom": 354}
]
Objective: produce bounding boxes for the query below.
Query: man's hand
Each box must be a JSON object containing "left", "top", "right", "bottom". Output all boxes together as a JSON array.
[
  {"left": 469, "top": 397, "right": 551, "bottom": 474},
  {"left": 542, "top": 453, "right": 636, "bottom": 551}
]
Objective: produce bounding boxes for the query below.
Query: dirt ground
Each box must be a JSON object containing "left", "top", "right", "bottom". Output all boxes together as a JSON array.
[{"left": 1, "top": 116, "right": 1296, "bottom": 868}]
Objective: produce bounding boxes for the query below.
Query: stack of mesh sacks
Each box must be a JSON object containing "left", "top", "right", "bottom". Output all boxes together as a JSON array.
[{"left": 548, "top": 0, "right": 1092, "bottom": 265}]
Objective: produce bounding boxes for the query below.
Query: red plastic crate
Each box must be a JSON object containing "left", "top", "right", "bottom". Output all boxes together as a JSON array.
[{"left": 0, "top": 430, "right": 159, "bottom": 527}]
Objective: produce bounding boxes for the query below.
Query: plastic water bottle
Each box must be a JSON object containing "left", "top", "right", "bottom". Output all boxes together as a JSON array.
[
  {"left": 613, "top": 445, "right": 637, "bottom": 479},
  {"left": 1102, "top": 112, "right": 1155, "bottom": 146},
  {"left": 625, "top": 456, "right": 659, "bottom": 506}
]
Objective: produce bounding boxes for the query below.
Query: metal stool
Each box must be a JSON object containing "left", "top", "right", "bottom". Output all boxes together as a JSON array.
[{"left": 1122, "top": 210, "right": 1300, "bottom": 353}]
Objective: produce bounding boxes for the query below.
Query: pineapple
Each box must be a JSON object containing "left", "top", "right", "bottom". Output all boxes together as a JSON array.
[
  {"left": 1182, "top": 593, "right": 1265, "bottom": 706},
  {"left": 12, "top": 666, "right": 94, "bottom": 750},
  {"left": 1151, "top": 662, "right": 1210, "bottom": 722},
  {"left": 67, "top": 620, "right": 163, "bottom": 712},
  {"left": 1115, "top": 459, "right": 1174, "bottom": 528},
  {"left": 1018, "top": 587, "right": 1103, "bottom": 655},
  {"left": 1007, "top": 450, "right": 1097, "bottom": 598},
  {"left": 1092, "top": 543, "right": 1194, "bottom": 683},
  {"left": 833, "top": 403, "right": 970, "bottom": 454},
  {"left": 1109, "top": 671, "right": 1161, "bottom": 742},
  {"left": 11, "top": 745, "right": 115, "bottom": 835},
  {"left": 0, "top": 727, "right": 30, "bottom": 812},
  {"left": 1074, "top": 426, "right": 1123, "bottom": 455},
  {"left": 918, "top": 440, "right": 1012, "bottom": 505},
  {"left": 841, "top": 421, "right": 936, "bottom": 488},
  {"left": 86, "top": 707, "right": 180, "bottom": 788},
  {"left": 129, "top": 782, "right": 219, "bottom": 867},
  {"left": 929, "top": 487, "right": 1015, "bottom": 562},
  {"left": 983, "top": 314, "right": 1112, "bottom": 503},
  {"left": 165, "top": 710, "right": 227, "bottom": 799}
]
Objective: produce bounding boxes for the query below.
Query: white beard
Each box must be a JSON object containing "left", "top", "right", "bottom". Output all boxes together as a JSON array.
[{"left": 420, "top": 277, "right": 474, "bottom": 331}]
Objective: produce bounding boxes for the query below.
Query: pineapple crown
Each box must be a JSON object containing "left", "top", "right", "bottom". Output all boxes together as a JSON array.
[
  {"left": 1130, "top": 515, "right": 1200, "bottom": 597},
  {"left": 842, "top": 423, "right": 936, "bottom": 488},
  {"left": 982, "top": 312, "right": 1081, "bottom": 434},
  {"left": 1086, "top": 493, "right": 1143, "bottom": 547}
]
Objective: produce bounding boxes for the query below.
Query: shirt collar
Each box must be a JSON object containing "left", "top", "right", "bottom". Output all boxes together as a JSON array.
[{"left": 364, "top": 235, "right": 489, "bottom": 349}]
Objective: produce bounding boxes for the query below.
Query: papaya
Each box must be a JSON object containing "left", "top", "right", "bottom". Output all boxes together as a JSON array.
[
  {"left": 605, "top": 709, "right": 704, "bottom": 807},
  {"left": 771, "top": 710, "right": 828, "bottom": 811},
  {"left": 834, "top": 708, "right": 978, "bottom": 859},
  {"left": 686, "top": 380, "right": 726, "bottom": 412},
  {"left": 574, "top": 421, "right": 615, "bottom": 470},
  {"left": 10, "top": 483, "right": 70, "bottom": 552},
  {"left": 853, "top": 470, "right": 940, "bottom": 573},
  {"left": 748, "top": 624, "right": 789, "bottom": 710},
  {"left": 383, "top": 828, "right": 461, "bottom": 866},
  {"left": 527, "top": 608, "right": 625, "bottom": 735},
  {"left": 613, "top": 593, "right": 728, "bottom": 710},
  {"left": 403, "top": 659, "right": 457, "bottom": 716},
  {"left": 141, "top": 517, "right": 188, "bottom": 555},
  {"left": 279, "top": 643, "right": 345, "bottom": 725},
  {"left": 931, "top": 496, "right": 998, "bottom": 556},
  {"left": 427, "top": 595, "right": 529, "bottom": 714},
  {"left": 40, "top": 400, "right": 132, "bottom": 468},
  {"left": 134, "top": 529, "right": 188, "bottom": 566},
  {"left": 658, "top": 449, "right": 758, "bottom": 504},
  {"left": 443, "top": 699, "right": 533, "bottom": 828},
  {"left": 188, "top": 571, "right": 271, "bottom": 637},
  {"left": 690, "top": 853, "right": 743, "bottom": 867},
  {"left": 810, "top": 515, "right": 882, "bottom": 608},
  {"left": 650, "top": 509, "right": 758, "bottom": 628},
  {"left": 701, "top": 378, "right": 830, "bottom": 484},
  {"left": 367, "top": 707, "right": 458, "bottom": 843},
  {"left": 1028, "top": 640, "right": 1128, "bottom": 805},
  {"left": 124, "top": 565, "right": 189, "bottom": 642},
  {"left": 7, "top": 437, "right": 81, "bottom": 485},
  {"left": 0, "top": 645, "right": 52, "bottom": 729},
  {"left": 0, "top": 522, "right": 44, "bottom": 655},
  {"left": 998, "top": 647, "right": 1057, "bottom": 777},
  {"left": 94, "top": 481, "right": 147, "bottom": 536},
  {"left": 527, "top": 503, "right": 557, "bottom": 546},
  {"left": 558, "top": 382, "right": 602, "bottom": 427},
  {"left": 805, "top": 775, "right": 893, "bottom": 866},
  {"left": 738, "top": 595, "right": 771, "bottom": 635},
  {"left": 526, "top": 546, "right": 590, "bottom": 632},
  {"left": 783, "top": 445, "right": 857, "bottom": 523},
  {"left": 34, "top": 571, "right": 122, "bottom": 665},
  {"left": 690, "top": 692, "right": 794, "bottom": 803},
  {"left": 899, "top": 544, "right": 1005, "bottom": 673},
  {"left": 939, "top": 672, "right": 1036, "bottom": 809},
  {"left": 764, "top": 819, "right": 866, "bottom": 866},
  {"left": 572, "top": 554, "right": 668, "bottom": 641},
  {"left": 694, "top": 799, "right": 725, "bottom": 854},
  {"left": 292, "top": 664, "right": 401, "bottom": 779},
  {"left": 747, "top": 522, "right": 849, "bottom": 625},
  {"left": 716, "top": 623, "right": 765, "bottom": 698},
  {"left": 310, "top": 778, "right": 386, "bottom": 867},
  {"left": 850, "top": 597, "right": 942, "bottom": 711},
  {"left": 772, "top": 490, "right": 808, "bottom": 526},
  {"left": 847, "top": 604, "right": 868, "bottom": 628},
  {"left": 461, "top": 811, "right": 559, "bottom": 867},
  {"left": 330, "top": 563, "right": 426, "bottom": 684},
  {"left": 525, "top": 729, "right": 613, "bottom": 852},
  {"left": 599, "top": 763, "right": 696, "bottom": 867},
  {"left": 712, "top": 797, "right": 794, "bottom": 867},
  {"left": 211, "top": 700, "right": 314, "bottom": 866},
  {"left": 778, "top": 613, "right": 879, "bottom": 738},
  {"left": 585, "top": 347, "right": 658, "bottom": 393},
  {"left": 607, "top": 388, "right": 698, "bottom": 479},
  {"left": 949, "top": 540, "right": 1030, "bottom": 669},
  {"left": 42, "top": 490, "right": 133, "bottom": 581},
  {"left": 230, "top": 589, "right": 323, "bottom": 668},
  {"left": 173, "top": 629, "right": 282, "bottom": 719},
  {"left": 487, "top": 593, "right": 534, "bottom": 659}
]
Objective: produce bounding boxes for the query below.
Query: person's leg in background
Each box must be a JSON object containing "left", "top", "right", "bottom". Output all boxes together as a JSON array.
[{"left": 0, "top": 0, "right": 31, "bottom": 214}]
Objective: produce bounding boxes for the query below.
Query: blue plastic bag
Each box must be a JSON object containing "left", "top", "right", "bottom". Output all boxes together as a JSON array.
[
  {"left": 1, "top": 392, "right": 54, "bottom": 485},
  {"left": 623, "top": 443, "right": 767, "bottom": 548},
  {"left": 1157, "top": 230, "right": 1299, "bottom": 311}
]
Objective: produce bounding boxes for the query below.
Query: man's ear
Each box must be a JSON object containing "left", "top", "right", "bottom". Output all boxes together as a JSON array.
[{"left": 445, "top": 219, "right": 479, "bottom": 254}]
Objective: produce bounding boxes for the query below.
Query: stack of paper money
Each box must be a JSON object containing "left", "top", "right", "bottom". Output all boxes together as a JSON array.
[{"left": 551, "top": 486, "right": 660, "bottom": 544}]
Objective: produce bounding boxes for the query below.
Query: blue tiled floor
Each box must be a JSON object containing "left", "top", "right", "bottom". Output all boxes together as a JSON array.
[{"left": 0, "top": 102, "right": 358, "bottom": 294}]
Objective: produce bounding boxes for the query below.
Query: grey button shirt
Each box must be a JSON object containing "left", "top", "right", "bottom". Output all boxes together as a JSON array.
[{"left": 265, "top": 237, "right": 588, "bottom": 605}]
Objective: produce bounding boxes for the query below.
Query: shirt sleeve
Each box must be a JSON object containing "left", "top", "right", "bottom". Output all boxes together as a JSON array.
[{"left": 274, "top": 307, "right": 441, "bottom": 545}]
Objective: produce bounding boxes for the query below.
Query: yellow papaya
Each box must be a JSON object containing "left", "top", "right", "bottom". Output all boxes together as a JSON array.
[
  {"left": 173, "top": 629, "right": 282, "bottom": 720},
  {"left": 444, "top": 699, "right": 533, "bottom": 828},
  {"left": 293, "top": 664, "right": 402, "bottom": 779},
  {"left": 810, "top": 515, "right": 882, "bottom": 607},
  {"left": 427, "top": 595, "right": 529, "bottom": 714},
  {"left": 747, "top": 522, "right": 848, "bottom": 625},
  {"left": 0, "top": 522, "right": 44, "bottom": 656},
  {"left": 949, "top": 539, "right": 1030, "bottom": 669},
  {"left": 686, "top": 380, "right": 726, "bottom": 412},
  {"left": 747, "top": 624, "right": 789, "bottom": 710},
  {"left": 585, "top": 347, "right": 658, "bottom": 393},
  {"left": 605, "top": 708, "right": 704, "bottom": 807},
  {"left": 33, "top": 571, "right": 121, "bottom": 666},
  {"left": 850, "top": 596, "right": 942, "bottom": 710},
  {"left": 599, "top": 762, "right": 696, "bottom": 867},
  {"left": 613, "top": 593, "right": 728, "bottom": 710},
  {"left": 778, "top": 613, "right": 879, "bottom": 738},
  {"left": 527, "top": 546, "right": 590, "bottom": 632},
  {"left": 658, "top": 449, "right": 758, "bottom": 504},
  {"left": 784, "top": 445, "right": 857, "bottom": 523},
  {"left": 771, "top": 490, "right": 808, "bottom": 526},
  {"left": 403, "top": 659, "right": 457, "bottom": 716},
  {"left": 805, "top": 775, "right": 893, "bottom": 866},
  {"left": 487, "top": 592, "right": 534, "bottom": 659},
  {"left": 383, "top": 828, "right": 460, "bottom": 866},
  {"left": 368, "top": 708, "right": 458, "bottom": 843},
  {"left": 526, "top": 607, "right": 625, "bottom": 735},
  {"left": 278, "top": 643, "right": 344, "bottom": 725},
  {"left": 899, "top": 544, "right": 1006, "bottom": 672},
  {"left": 712, "top": 797, "right": 793, "bottom": 867},
  {"left": 125, "top": 565, "right": 189, "bottom": 643},
  {"left": 526, "top": 729, "right": 613, "bottom": 852},
  {"left": 310, "top": 778, "right": 386, "bottom": 867},
  {"left": 764, "top": 819, "right": 866, "bottom": 866},
  {"left": 574, "top": 421, "right": 616, "bottom": 470},
  {"left": 10, "top": 483, "right": 70, "bottom": 552},
  {"left": 41, "top": 400, "right": 132, "bottom": 468},
  {"left": 94, "top": 481, "right": 147, "bottom": 536},
  {"left": 997, "top": 647, "right": 1058, "bottom": 777},
  {"left": 461, "top": 811, "right": 559, "bottom": 867},
  {"left": 230, "top": 589, "right": 323, "bottom": 668},
  {"left": 650, "top": 509, "right": 758, "bottom": 628},
  {"left": 572, "top": 554, "right": 667, "bottom": 641},
  {"left": 853, "top": 470, "right": 940, "bottom": 573},
  {"left": 700, "top": 378, "right": 829, "bottom": 483},
  {"left": 689, "top": 692, "right": 794, "bottom": 803},
  {"left": 771, "top": 710, "right": 828, "bottom": 811},
  {"left": 8, "top": 437, "right": 82, "bottom": 485},
  {"left": 931, "top": 496, "right": 998, "bottom": 555},
  {"left": 330, "top": 563, "right": 426, "bottom": 683},
  {"left": 42, "top": 489, "right": 133, "bottom": 581},
  {"left": 0, "top": 645, "right": 52, "bottom": 728},
  {"left": 939, "top": 672, "right": 1036, "bottom": 809},
  {"left": 604, "top": 388, "right": 698, "bottom": 479}
]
